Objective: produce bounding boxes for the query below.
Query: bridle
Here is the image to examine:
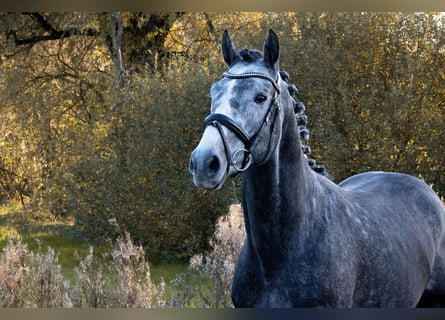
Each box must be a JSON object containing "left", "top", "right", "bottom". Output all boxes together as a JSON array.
[{"left": 204, "top": 71, "right": 281, "bottom": 173}]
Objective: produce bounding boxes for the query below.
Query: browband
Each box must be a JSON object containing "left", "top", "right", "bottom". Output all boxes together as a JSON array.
[{"left": 222, "top": 72, "right": 281, "bottom": 94}]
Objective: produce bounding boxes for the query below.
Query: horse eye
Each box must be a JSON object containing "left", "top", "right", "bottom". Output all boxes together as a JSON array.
[{"left": 254, "top": 94, "right": 267, "bottom": 104}]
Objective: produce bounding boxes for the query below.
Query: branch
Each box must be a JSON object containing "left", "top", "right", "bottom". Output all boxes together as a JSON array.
[
  {"left": 0, "top": 165, "right": 28, "bottom": 182},
  {"left": 25, "top": 12, "right": 59, "bottom": 34},
  {"left": 10, "top": 12, "right": 99, "bottom": 46},
  {"left": 203, "top": 12, "right": 217, "bottom": 41},
  {"left": 109, "top": 12, "right": 127, "bottom": 87}
]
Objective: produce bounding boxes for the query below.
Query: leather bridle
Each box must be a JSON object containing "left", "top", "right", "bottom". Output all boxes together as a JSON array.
[{"left": 204, "top": 71, "right": 281, "bottom": 173}]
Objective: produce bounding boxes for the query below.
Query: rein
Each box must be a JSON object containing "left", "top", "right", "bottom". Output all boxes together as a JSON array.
[{"left": 204, "top": 71, "right": 281, "bottom": 173}]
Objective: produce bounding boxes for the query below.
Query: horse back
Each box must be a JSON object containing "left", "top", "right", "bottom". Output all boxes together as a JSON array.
[
  {"left": 339, "top": 171, "right": 445, "bottom": 250},
  {"left": 340, "top": 171, "right": 444, "bottom": 228}
]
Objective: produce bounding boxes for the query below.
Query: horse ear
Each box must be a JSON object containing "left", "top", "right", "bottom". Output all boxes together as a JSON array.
[
  {"left": 263, "top": 29, "right": 280, "bottom": 72},
  {"left": 222, "top": 30, "right": 241, "bottom": 67}
]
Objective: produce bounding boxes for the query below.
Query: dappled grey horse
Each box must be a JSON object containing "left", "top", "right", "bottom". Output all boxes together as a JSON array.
[{"left": 189, "top": 29, "right": 445, "bottom": 307}]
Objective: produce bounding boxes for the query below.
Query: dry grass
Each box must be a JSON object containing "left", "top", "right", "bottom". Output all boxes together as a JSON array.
[
  {"left": 0, "top": 204, "right": 246, "bottom": 308},
  {"left": 170, "top": 204, "right": 245, "bottom": 307},
  {"left": 5, "top": 198, "right": 445, "bottom": 308},
  {"left": 0, "top": 237, "right": 70, "bottom": 307},
  {"left": 0, "top": 233, "right": 166, "bottom": 308}
]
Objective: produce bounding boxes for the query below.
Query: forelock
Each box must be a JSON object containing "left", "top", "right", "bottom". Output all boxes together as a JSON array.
[{"left": 238, "top": 49, "right": 263, "bottom": 63}]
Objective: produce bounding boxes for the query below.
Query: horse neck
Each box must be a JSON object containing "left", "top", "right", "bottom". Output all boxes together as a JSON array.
[{"left": 241, "top": 97, "right": 317, "bottom": 245}]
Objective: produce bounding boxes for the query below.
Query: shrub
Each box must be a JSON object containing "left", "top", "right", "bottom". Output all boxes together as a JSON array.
[
  {"left": 0, "top": 236, "right": 70, "bottom": 307},
  {"left": 42, "top": 57, "right": 237, "bottom": 261},
  {"left": 71, "top": 232, "right": 165, "bottom": 308},
  {"left": 170, "top": 204, "right": 245, "bottom": 307},
  {"left": 0, "top": 233, "right": 165, "bottom": 308}
]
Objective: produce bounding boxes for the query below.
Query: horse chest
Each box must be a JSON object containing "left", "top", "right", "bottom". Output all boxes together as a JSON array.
[{"left": 232, "top": 236, "right": 356, "bottom": 307}]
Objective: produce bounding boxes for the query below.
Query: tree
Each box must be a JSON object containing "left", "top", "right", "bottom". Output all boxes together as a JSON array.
[{"left": 284, "top": 13, "right": 445, "bottom": 194}]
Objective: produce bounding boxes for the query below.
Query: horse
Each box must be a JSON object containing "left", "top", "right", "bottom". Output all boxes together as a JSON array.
[{"left": 188, "top": 29, "right": 445, "bottom": 307}]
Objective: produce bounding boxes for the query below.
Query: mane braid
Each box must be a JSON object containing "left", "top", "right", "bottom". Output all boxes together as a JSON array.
[{"left": 279, "top": 69, "right": 330, "bottom": 178}]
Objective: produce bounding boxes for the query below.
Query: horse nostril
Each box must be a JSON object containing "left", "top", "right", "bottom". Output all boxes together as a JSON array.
[{"left": 208, "top": 156, "right": 220, "bottom": 173}]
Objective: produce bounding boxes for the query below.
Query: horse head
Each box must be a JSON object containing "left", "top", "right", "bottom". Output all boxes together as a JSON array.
[{"left": 189, "top": 29, "right": 286, "bottom": 190}]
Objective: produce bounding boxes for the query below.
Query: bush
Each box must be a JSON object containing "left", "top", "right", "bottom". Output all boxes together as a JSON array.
[
  {"left": 42, "top": 56, "right": 238, "bottom": 261},
  {"left": 0, "top": 237, "right": 70, "bottom": 307},
  {"left": 170, "top": 204, "right": 245, "bottom": 307},
  {"left": 0, "top": 233, "right": 165, "bottom": 308},
  {"left": 71, "top": 232, "right": 165, "bottom": 308},
  {"left": 0, "top": 204, "right": 246, "bottom": 308}
]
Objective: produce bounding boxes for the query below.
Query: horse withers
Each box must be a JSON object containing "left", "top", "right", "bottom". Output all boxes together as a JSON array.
[{"left": 189, "top": 29, "right": 445, "bottom": 307}]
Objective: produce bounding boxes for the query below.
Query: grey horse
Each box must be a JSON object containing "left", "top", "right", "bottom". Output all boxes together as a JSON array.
[{"left": 189, "top": 29, "right": 445, "bottom": 307}]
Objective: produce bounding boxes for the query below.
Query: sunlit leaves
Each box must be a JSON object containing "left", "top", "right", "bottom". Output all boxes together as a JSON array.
[{"left": 284, "top": 13, "right": 445, "bottom": 193}]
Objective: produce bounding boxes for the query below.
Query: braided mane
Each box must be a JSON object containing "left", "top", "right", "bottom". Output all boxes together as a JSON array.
[{"left": 279, "top": 69, "right": 329, "bottom": 177}]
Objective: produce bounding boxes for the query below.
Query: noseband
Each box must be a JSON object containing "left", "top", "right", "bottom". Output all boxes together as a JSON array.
[{"left": 204, "top": 71, "right": 281, "bottom": 173}]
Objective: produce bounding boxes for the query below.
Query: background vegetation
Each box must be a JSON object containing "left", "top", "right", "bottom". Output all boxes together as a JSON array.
[
  {"left": 1, "top": 12, "right": 444, "bottom": 262},
  {"left": 0, "top": 205, "right": 245, "bottom": 308}
]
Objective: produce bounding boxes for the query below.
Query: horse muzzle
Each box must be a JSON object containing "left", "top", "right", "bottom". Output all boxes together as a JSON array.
[{"left": 189, "top": 127, "right": 231, "bottom": 190}]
